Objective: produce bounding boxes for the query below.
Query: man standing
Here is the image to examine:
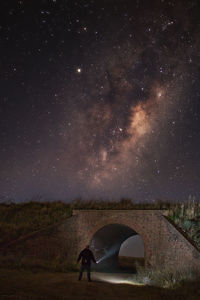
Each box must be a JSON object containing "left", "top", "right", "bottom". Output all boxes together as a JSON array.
[{"left": 77, "top": 245, "right": 97, "bottom": 282}]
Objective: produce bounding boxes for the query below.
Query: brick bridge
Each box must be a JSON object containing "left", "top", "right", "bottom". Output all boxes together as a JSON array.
[
  {"left": 71, "top": 210, "right": 200, "bottom": 270},
  {"left": 4, "top": 210, "right": 200, "bottom": 271}
]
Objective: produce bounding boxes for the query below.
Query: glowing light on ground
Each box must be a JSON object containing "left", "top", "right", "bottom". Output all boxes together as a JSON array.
[{"left": 93, "top": 272, "right": 144, "bottom": 286}]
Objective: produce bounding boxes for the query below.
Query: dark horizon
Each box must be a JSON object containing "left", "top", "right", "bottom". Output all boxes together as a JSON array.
[
  {"left": 0, "top": 0, "right": 200, "bottom": 203},
  {"left": 0, "top": 195, "right": 198, "bottom": 205}
]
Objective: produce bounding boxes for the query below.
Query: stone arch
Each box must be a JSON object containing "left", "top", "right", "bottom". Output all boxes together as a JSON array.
[
  {"left": 74, "top": 210, "right": 152, "bottom": 267},
  {"left": 89, "top": 223, "right": 145, "bottom": 271}
]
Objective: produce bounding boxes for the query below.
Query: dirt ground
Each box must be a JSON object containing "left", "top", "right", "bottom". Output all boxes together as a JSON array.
[{"left": 0, "top": 269, "right": 199, "bottom": 300}]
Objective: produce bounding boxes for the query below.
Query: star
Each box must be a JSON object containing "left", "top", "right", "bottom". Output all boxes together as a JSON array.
[{"left": 0, "top": 0, "right": 199, "bottom": 203}]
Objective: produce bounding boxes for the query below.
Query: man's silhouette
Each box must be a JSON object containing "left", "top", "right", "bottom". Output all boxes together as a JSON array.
[{"left": 77, "top": 245, "right": 96, "bottom": 282}]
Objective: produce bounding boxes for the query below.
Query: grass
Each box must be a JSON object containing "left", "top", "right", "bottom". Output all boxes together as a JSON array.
[
  {"left": 167, "top": 200, "right": 200, "bottom": 250},
  {"left": 0, "top": 268, "right": 200, "bottom": 300},
  {"left": 0, "top": 201, "right": 72, "bottom": 247},
  {"left": 118, "top": 257, "right": 200, "bottom": 289},
  {"left": 136, "top": 266, "right": 200, "bottom": 289}
]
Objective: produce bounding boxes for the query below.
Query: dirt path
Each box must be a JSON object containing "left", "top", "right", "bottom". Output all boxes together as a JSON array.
[{"left": 0, "top": 269, "right": 199, "bottom": 300}]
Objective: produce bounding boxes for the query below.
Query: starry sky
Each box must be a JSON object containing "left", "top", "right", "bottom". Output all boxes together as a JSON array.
[{"left": 0, "top": 0, "right": 200, "bottom": 202}]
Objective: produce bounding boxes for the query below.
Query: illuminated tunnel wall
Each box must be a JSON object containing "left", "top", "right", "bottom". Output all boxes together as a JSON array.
[
  {"left": 119, "top": 235, "right": 144, "bottom": 257},
  {"left": 90, "top": 223, "right": 144, "bottom": 271}
]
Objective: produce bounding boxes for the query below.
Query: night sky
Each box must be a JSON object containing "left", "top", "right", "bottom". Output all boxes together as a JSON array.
[{"left": 0, "top": 0, "right": 200, "bottom": 202}]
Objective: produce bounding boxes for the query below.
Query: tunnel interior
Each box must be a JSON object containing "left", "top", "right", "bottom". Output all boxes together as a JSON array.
[{"left": 90, "top": 223, "right": 144, "bottom": 273}]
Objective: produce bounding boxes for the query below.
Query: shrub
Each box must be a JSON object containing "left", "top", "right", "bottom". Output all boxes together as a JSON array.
[{"left": 136, "top": 266, "right": 200, "bottom": 288}]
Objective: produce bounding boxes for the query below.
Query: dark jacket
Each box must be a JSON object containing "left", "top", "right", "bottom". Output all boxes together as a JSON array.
[{"left": 77, "top": 248, "right": 96, "bottom": 266}]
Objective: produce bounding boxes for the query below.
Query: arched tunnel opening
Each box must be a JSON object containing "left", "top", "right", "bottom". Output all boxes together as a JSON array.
[{"left": 90, "top": 224, "right": 144, "bottom": 273}]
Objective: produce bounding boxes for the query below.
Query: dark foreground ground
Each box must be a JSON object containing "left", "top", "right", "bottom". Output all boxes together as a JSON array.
[{"left": 0, "top": 269, "right": 199, "bottom": 300}]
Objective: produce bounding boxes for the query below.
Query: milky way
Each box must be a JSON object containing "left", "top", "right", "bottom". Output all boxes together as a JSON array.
[{"left": 0, "top": 0, "right": 200, "bottom": 202}]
